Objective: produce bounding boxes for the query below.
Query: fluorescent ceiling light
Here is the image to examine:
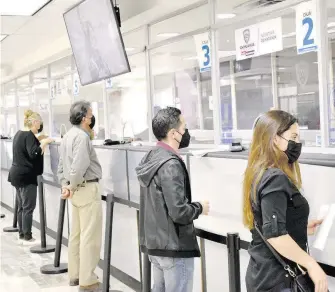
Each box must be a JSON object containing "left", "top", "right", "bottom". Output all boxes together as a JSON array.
[
  {"left": 125, "top": 47, "right": 135, "bottom": 52},
  {"left": 0, "top": 35, "right": 8, "bottom": 42},
  {"left": 157, "top": 33, "right": 180, "bottom": 38},
  {"left": 217, "top": 13, "right": 236, "bottom": 19},
  {"left": 328, "top": 22, "right": 335, "bottom": 28},
  {"left": 183, "top": 56, "right": 198, "bottom": 61},
  {"left": 283, "top": 32, "right": 296, "bottom": 38},
  {"left": 0, "top": 0, "right": 50, "bottom": 16},
  {"left": 298, "top": 91, "right": 315, "bottom": 96}
]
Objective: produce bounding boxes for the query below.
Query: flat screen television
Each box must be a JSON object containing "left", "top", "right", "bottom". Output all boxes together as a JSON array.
[{"left": 64, "top": 0, "right": 130, "bottom": 86}]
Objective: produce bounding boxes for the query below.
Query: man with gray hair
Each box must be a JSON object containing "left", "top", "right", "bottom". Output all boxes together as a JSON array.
[{"left": 58, "top": 100, "right": 102, "bottom": 292}]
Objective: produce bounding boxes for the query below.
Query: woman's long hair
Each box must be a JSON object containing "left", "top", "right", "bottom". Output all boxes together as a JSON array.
[{"left": 243, "top": 110, "right": 302, "bottom": 230}]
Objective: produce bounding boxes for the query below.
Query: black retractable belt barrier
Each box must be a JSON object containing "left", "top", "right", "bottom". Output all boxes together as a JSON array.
[
  {"left": 142, "top": 253, "right": 151, "bottom": 292},
  {"left": 102, "top": 194, "right": 122, "bottom": 292},
  {"left": 227, "top": 233, "right": 241, "bottom": 292},
  {"left": 3, "top": 192, "right": 19, "bottom": 232},
  {"left": 0, "top": 214, "right": 5, "bottom": 218},
  {"left": 40, "top": 197, "right": 68, "bottom": 274},
  {"left": 30, "top": 176, "right": 55, "bottom": 254}
]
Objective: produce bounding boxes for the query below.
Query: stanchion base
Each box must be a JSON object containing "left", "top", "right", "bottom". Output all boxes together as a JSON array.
[
  {"left": 40, "top": 263, "right": 68, "bottom": 274},
  {"left": 0, "top": 214, "right": 5, "bottom": 218},
  {"left": 30, "top": 245, "right": 56, "bottom": 254},
  {"left": 3, "top": 226, "right": 19, "bottom": 232}
]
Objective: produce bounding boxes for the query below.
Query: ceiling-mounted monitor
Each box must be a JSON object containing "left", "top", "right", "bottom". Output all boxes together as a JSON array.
[{"left": 64, "top": 0, "right": 130, "bottom": 86}]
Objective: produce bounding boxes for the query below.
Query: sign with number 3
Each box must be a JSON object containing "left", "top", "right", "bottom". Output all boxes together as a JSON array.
[
  {"left": 296, "top": 0, "right": 318, "bottom": 55},
  {"left": 193, "top": 32, "right": 211, "bottom": 73}
]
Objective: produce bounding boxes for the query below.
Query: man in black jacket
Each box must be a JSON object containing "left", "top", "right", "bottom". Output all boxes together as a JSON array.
[{"left": 136, "top": 107, "right": 209, "bottom": 292}]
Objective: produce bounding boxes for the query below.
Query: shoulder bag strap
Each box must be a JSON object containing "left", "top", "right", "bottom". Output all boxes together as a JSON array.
[{"left": 254, "top": 223, "right": 297, "bottom": 277}]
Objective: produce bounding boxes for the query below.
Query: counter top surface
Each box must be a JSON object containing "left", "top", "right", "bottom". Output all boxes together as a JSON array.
[{"left": 2, "top": 139, "right": 335, "bottom": 167}]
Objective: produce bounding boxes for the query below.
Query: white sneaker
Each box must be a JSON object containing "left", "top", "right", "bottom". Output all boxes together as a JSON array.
[{"left": 21, "top": 238, "right": 39, "bottom": 246}]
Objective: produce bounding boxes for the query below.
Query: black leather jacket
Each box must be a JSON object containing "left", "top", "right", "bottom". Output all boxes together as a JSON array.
[{"left": 136, "top": 146, "right": 202, "bottom": 258}]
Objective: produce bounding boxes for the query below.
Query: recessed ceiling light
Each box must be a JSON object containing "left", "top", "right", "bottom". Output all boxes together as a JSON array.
[
  {"left": 0, "top": 35, "right": 8, "bottom": 42},
  {"left": 217, "top": 13, "right": 236, "bottom": 19},
  {"left": 157, "top": 33, "right": 180, "bottom": 38},
  {"left": 125, "top": 47, "right": 135, "bottom": 52},
  {"left": 0, "top": 0, "right": 50, "bottom": 16},
  {"left": 283, "top": 32, "right": 296, "bottom": 38}
]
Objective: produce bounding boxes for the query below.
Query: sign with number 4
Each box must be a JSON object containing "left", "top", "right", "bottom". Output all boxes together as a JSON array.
[
  {"left": 193, "top": 32, "right": 211, "bottom": 73},
  {"left": 296, "top": 0, "right": 318, "bottom": 55}
]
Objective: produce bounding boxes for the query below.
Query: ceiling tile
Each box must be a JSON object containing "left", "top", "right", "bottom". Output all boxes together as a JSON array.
[{"left": 0, "top": 16, "right": 31, "bottom": 34}]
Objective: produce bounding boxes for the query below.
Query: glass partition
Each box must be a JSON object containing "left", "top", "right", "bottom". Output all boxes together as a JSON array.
[
  {"left": 50, "top": 56, "right": 73, "bottom": 78},
  {"left": 17, "top": 75, "right": 32, "bottom": 130},
  {"left": 31, "top": 82, "right": 50, "bottom": 135},
  {"left": 150, "top": 5, "right": 209, "bottom": 44},
  {"left": 151, "top": 37, "right": 214, "bottom": 144},
  {"left": 218, "top": 7, "right": 321, "bottom": 146},
  {"left": 106, "top": 53, "right": 147, "bottom": 141},
  {"left": 74, "top": 81, "right": 105, "bottom": 140},
  {"left": 51, "top": 75, "right": 73, "bottom": 137}
]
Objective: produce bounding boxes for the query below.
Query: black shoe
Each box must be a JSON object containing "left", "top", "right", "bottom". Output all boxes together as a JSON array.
[{"left": 69, "top": 279, "right": 79, "bottom": 286}]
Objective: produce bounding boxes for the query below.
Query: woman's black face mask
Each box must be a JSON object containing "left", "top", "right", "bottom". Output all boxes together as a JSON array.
[
  {"left": 281, "top": 137, "right": 302, "bottom": 164},
  {"left": 38, "top": 123, "right": 43, "bottom": 133}
]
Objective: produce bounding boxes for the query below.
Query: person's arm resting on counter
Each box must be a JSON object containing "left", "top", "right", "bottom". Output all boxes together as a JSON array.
[
  {"left": 159, "top": 160, "right": 202, "bottom": 225},
  {"left": 25, "top": 133, "right": 43, "bottom": 159},
  {"left": 69, "top": 135, "right": 91, "bottom": 191},
  {"left": 260, "top": 187, "right": 328, "bottom": 292}
]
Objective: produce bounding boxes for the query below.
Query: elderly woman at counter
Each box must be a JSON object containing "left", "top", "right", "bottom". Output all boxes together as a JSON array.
[
  {"left": 8, "top": 109, "right": 53, "bottom": 244},
  {"left": 243, "top": 110, "right": 328, "bottom": 292}
]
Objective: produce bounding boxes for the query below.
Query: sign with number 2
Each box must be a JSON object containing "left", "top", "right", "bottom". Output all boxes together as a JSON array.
[{"left": 296, "top": 0, "right": 318, "bottom": 55}]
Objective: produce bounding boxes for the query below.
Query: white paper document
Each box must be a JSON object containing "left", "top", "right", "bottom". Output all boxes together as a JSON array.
[{"left": 313, "top": 204, "right": 335, "bottom": 250}]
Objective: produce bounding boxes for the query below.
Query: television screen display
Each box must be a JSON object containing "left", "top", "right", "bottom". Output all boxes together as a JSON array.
[{"left": 64, "top": 0, "right": 130, "bottom": 86}]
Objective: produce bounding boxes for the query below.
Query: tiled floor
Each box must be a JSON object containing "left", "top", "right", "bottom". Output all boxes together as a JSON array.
[{"left": 0, "top": 208, "right": 133, "bottom": 292}]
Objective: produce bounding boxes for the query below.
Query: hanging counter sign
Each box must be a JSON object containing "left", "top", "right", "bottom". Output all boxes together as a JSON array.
[
  {"left": 296, "top": 0, "right": 318, "bottom": 55},
  {"left": 235, "top": 24, "right": 259, "bottom": 61},
  {"left": 235, "top": 18, "right": 283, "bottom": 60},
  {"left": 258, "top": 17, "right": 283, "bottom": 55},
  {"left": 193, "top": 32, "right": 211, "bottom": 73},
  {"left": 73, "top": 73, "right": 80, "bottom": 96},
  {"left": 105, "top": 78, "right": 113, "bottom": 89}
]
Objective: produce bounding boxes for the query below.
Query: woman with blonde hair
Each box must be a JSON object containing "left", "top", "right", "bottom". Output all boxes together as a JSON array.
[
  {"left": 8, "top": 109, "right": 53, "bottom": 244},
  {"left": 243, "top": 110, "right": 328, "bottom": 292}
]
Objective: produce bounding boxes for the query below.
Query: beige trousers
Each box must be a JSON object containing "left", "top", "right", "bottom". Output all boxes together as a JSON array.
[{"left": 68, "top": 182, "right": 102, "bottom": 287}]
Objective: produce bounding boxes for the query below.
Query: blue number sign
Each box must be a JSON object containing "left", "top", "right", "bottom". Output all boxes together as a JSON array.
[
  {"left": 302, "top": 17, "right": 314, "bottom": 46},
  {"left": 296, "top": 1, "right": 318, "bottom": 55}
]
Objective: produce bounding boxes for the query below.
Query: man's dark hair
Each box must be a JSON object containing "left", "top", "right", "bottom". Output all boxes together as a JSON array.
[
  {"left": 152, "top": 107, "right": 182, "bottom": 141},
  {"left": 69, "top": 100, "right": 91, "bottom": 125}
]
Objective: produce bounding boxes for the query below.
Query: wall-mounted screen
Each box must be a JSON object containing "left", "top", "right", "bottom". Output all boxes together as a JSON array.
[{"left": 64, "top": 0, "right": 130, "bottom": 86}]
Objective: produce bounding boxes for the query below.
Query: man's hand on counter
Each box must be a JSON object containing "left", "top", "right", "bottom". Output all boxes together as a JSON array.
[{"left": 201, "top": 201, "right": 210, "bottom": 215}]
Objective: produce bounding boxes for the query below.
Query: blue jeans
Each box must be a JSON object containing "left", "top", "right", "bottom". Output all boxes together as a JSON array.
[{"left": 149, "top": 256, "right": 194, "bottom": 292}]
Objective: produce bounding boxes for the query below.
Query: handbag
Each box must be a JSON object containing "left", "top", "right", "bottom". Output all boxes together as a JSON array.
[{"left": 254, "top": 223, "right": 315, "bottom": 292}]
